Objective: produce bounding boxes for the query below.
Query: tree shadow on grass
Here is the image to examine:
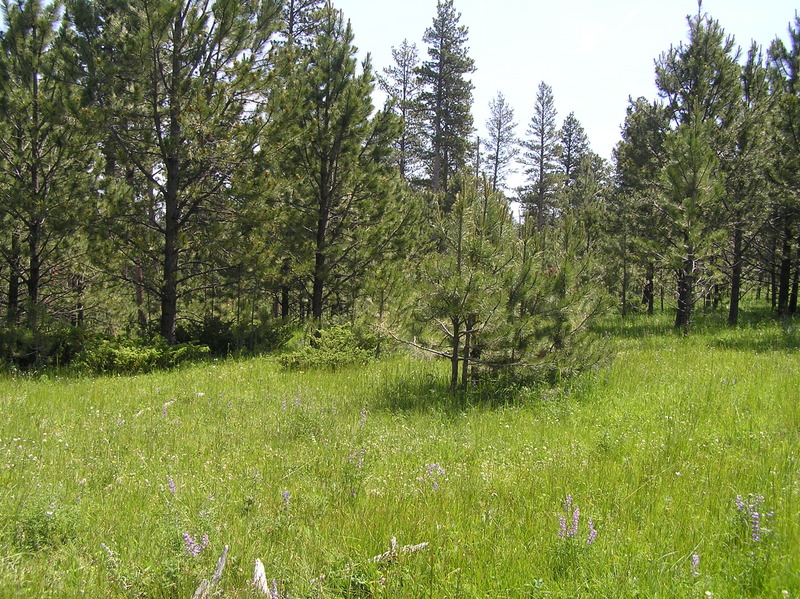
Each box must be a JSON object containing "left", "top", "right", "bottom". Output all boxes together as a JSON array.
[
  {"left": 704, "top": 326, "right": 800, "bottom": 353},
  {"left": 375, "top": 373, "right": 544, "bottom": 414}
]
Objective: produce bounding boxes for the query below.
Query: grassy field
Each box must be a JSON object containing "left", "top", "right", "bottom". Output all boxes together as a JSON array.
[{"left": 0, "top": 310, "right": 799, "bottom": 597}]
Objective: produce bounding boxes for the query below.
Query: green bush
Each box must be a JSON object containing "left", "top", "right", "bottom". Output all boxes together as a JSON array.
[
  {"left": 0, "top": 325, "right": 87, "bottom": 370},
  {"left": 177, "top": 314, "right": 293, "bottom": 356},
  {"left": 280, "top": 324, "right": 374, "bottom": 371},
  {"left": 77, "top": 337, "right": 209, "bottom": 375}
]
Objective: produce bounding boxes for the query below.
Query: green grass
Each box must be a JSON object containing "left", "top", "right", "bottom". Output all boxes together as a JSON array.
[{"left": 1, "top": 309, "right": 799, "bottom": 597}]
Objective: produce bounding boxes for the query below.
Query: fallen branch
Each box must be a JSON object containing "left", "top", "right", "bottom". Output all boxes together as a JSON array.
[{"left": 192, "top": 544, "right": 228, "bottom": 599}]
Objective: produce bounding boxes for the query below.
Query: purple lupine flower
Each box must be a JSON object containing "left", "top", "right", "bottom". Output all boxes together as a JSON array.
[
  {"left": 735, "top": 495, "right": 746, "bottom": 512},
  {"left": 751, "top": 510, "right": 761, "bottom": 542},
  {"left": 427, "top": 463, "right": 445, "bottom": 476},
  {"left": 691, "top": 553, "right": 700, "bottom": 577},
  {"left": 282, "top": 490, "right": 291, "bottom": 508},
  {"left": 568, "top": 507, "right": 580, "bottom": 538},
  {"left": 183, "top": 532, "right": 209, "bottom": 556},
  {"left": 168, "top": 476, "right": 176, "bottom": 494},
  {"left": 558, "top": 514, "right": 567, "bottom": 538},
  {"left": 271, "top": 578, "right": 279, "bottom": 599},
  {"left": 564, "top": 494, "right": 573, "bottom": 513},
  {"left": 358, "top": 407, "right": 367, "bottom": 428},
  {"left": 587, "top": 518, "right": 597, "bottom": 546}
]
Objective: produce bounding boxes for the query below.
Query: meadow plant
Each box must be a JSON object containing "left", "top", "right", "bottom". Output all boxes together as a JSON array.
[
  {"left": 425, "top": 463, "right": 446, "bottom": 490},
  {"left": 734, "top": 494, "right": 773, "bottom": 543},
  {"left": 692, "top": 553, "right": 701, "bottom": 577},
  {"left": 182, "top": 533, "right": 209, "bottom": 556}
]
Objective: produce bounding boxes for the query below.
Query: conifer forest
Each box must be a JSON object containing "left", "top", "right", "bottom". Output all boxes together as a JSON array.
[
  {"left": 3, "top": 2, "right": 800, "bottom": 598},
  {"left": 0, "top": 0, "right": 798, "bottom": 380}
]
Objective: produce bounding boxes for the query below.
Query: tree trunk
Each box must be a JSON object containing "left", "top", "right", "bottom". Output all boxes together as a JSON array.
[
  {"left": 461, "top": 315, "right": 474, "bottom": 390},
  {"left": 6, "top": 232, "right": 20, "bottom": 325},
  {"left": 790, "top": 239, "right": 800, "bottom": 315},
  {"left": 450, "top": 317, "right": 460, "bottom": 392},
  {"left": 280, "top": 257, "right": 291, "bottom": 320},
  {"left": 642, "top": 261, "right": 654, "bottom": 315},
  {"left": 728, "top": 224, "right": 742, "bottom": 326},
  {"left": 312, "top": 208, "right": 328, "bottom": 321},
  {"left": 675, "top": 246, "right": 694, "bottom": 335},
  {"left": 620, "top": 249, "right": 628, "bottom": 318},
  {"left": 778, "top": 228, "right": 792, "bottom": 317},
  {"left": 160, "top": 19, "right": 184, "bottom": 345},
  {"left": 27, "top": 222, "right": 42, "bottom": 331}
]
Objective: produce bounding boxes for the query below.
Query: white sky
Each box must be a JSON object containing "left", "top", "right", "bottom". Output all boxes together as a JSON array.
[{"left": 333, "top": 0, "right": 798, "bottom": 166}]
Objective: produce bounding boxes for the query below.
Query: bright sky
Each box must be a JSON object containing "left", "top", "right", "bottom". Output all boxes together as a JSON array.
[{"left": 332, "top": 0, "right": 797, "bottom": 166}]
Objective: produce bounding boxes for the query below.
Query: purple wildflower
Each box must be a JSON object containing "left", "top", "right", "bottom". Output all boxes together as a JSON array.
[
  {"left": 427, "top": 463, "right": 445, "bottom": 476},
  {"left": 564, "top": 494, "right": 573, "bottom": 513},
  {"left": 183, "top": 532, "right": 209, "bottom": 556},
  {"left": 691, "top": 553, "right": 700, "bottom": 577},
  {"left": 271, "top": 578, "right": 279, "bottom": 599},
  {"left": 558, "top": 515, "right": 567, "bottom": 538},
  {"left": 358, "top": 407, "right": 367, "bottom": 428},
  {"left": 282, "top": 490, "right": 291, "bottom": 508},
  {"left": 587, "top": 519, "right": 597, "bottom": 546},
  {"left": 168, "top": 476, "right": 176, "bottom": 494},
  {"left": 568, "top": 507, "right": 580, "bottom": 538},
  {"left": 735, "top": 494, "right": 770, "bottom": 543},
  {"left": 751, "top": 510, "right": 761, "bottom": 542}
]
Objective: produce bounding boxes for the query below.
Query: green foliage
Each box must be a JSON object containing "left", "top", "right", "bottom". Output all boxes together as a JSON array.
[
  {"left": 12, "top": 501, "right": 80, "bottom": 552},
  {"left": 280, "top": 324, "right": 375, "bottom": 371},
  {"left": 177, "top": 315, "right": 293, "bottom": 357},
  {"left": 0, "top": 324, "right": 88, "bottom": 370},
  {"left": 77, "top": 337, "right": 209, "bottom": 375}
]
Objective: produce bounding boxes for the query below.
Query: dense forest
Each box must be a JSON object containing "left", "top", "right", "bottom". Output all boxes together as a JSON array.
[{"left": 1, "top": 0, "right": 799, "bottom": 383}]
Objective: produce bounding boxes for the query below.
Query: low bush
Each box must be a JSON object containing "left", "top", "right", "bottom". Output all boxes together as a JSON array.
[
  {"left": 177, "top": 315, "right": 293, "bottom": 356},
  {"left": 280, "top": 324, "right": 375, "bottom": 370},
  {"left": 77, "top": 337, "right": 209, "bottom": 375}
]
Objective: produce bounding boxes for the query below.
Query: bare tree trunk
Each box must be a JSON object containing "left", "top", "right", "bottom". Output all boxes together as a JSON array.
[
  {"left": 728, "top": 224, "right": 743, "bottom": 326},
  {"left": 6, "top": 233, "right": 20, "bottom": 325},
  {"left": 778, "top": 228, "right": 792, "bottom": 317},
  {"left": 450, "top": 317, "right": 460, "bottom": 392}
]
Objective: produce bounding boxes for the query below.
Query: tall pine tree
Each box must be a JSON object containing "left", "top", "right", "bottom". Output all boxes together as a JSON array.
[
  {"left": 482, "top": 91, "right": 518, "bottom": 193},
  {"left": 418, "top": 0, "right": 475, "bottom": 195},
  {"left": 523, "top": 81, "right": 561, "bottom": 231}
]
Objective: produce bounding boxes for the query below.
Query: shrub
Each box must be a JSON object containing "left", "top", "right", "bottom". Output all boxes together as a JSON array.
[
  {"left": 177, "top": 315, "right": 293, "bottom": 356},
  {"left": 280, "top": 324, "right": 374, "bottom": 371},
  {"left": 77, "top": 337, "right": 209, "bottom": 375}
]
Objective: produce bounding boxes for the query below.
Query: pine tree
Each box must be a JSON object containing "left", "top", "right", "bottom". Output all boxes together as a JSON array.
[
  {"left": 276, "top": 6, "right": 403, "bottom": 321},
  {"left": 482, "top": 91, "right": 518, "bottom": 193},
  {"left": 282, "top": 0, "right": 324, "bottom": 45},
  {"left": 559, "top": 112, "right": 590, "bottom": 189},
  {"left": 722, "top": 43, "right": 771, "bottom": 325},
  {"left": 418, "top": 0, "right": 475, "bottom": 194},
  {"left": 655, "top": 10, "right": 742, "bottom": 334},
  {"left": 87, "top": 0, "right": 281, "bottom": 344},
  {"left": 522, "top": 81, "right": 561, "bottom": 231},
  {"left": 380, "top": 39, "right": 425, "bottom": 183},
  {"left": 768, "top": 16, "right": 800, "bottom": 317},
  {"left": 611, "top": 97, "right": 670, "bottom": 316},
  {"left": 0, "top": 0, "right": 97, "bottom": 339}
]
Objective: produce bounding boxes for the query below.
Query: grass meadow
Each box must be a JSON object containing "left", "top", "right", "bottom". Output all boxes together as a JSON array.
[{"left": 0, "top": 309, "right": 799, "bottom": 597}]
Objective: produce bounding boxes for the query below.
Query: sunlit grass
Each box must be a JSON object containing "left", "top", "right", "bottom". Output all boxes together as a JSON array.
[{"left": 0, "top": 308, "right": 798, "bottom": 597}]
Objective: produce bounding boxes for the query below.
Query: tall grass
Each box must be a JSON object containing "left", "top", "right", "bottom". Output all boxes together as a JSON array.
[{"left": 0, "top": 309, "right": 798, "bottom": 597}]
